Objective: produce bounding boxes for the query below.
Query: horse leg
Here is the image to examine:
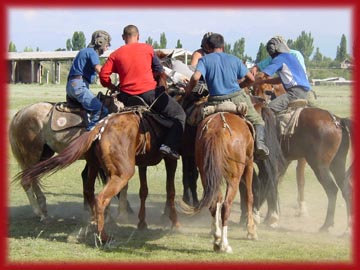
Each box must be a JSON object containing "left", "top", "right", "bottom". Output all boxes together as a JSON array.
[
  {"left": 137, "top": 166, "right": 148, "bottom": 230},
  {"left": 311, "top": 164, "right": 338, "bottom": 232},
  {"left": 239, "top": 172, "right": 261, "bottom": 227},
  {"left": 330, "top": 152, "right": 352, "bottom": 235},
  {"left": 182, "top": 155, "right": 199, "bottom": 206},
  {"left": 24, "top": 182, "right": 48, "bottom": 221},
  {"left": 82, "top": 164, "right": 98, "bottom": 225},
  {"left": 164, "top": 158, "right": 180, "bottom": 229},
  {"left": 296, "top": 158, "right": 309, "bottom": 217},
  {"left": 210, "top": 200, "right": 222, "bottom": 252},
  {"left": 181, "top": 156, "right": 192, "bottom": 205},
  {"left": 243, "top": 163, "right": 257, "bottom": 240},
  {"left": 263, "top": 181, "right": 280, "bottom": 228},
  {"left": 218, "top": 182, "right": 239, "bottom": 253},
  {"left": 239, "top": 180, "right": 248, "bottom": 226},
  {"left": 188, "top": 157, "right": 199, "bottom": 206},
  {"left": 116, "top": 184, "right": 130, "bottom": 224},
  {"left": 95, "top": 174, "right": 133, "bottom": 245}
]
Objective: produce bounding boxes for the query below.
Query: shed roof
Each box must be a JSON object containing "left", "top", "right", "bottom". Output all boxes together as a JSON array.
[{"left": 7, "top": 48, "right": 193, "bottom": 61}]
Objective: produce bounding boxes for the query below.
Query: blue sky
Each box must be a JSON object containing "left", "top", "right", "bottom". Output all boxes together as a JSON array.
[{"left": 8, "top": 7, "right": 352, "bottom": 59}]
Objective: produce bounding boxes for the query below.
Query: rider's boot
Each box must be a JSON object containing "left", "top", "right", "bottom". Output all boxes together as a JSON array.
[
  {"left": 254, "top": 124, "right": 269, "bottom": 160},
  {"left": 87, "top": 107, "right": 108, "bottom": 131}
]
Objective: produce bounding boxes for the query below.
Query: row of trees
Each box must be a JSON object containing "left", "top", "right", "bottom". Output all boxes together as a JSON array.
[{"left": 8, "top": 30, "right": 351, "bottom": 67}]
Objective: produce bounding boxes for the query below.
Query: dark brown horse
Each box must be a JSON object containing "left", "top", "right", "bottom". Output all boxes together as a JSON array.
[
  {"left": 251, "top": 76, "right": 352, "bottom": 233},
  {"left": 15, "top": 108, "right": 180, "bottom": 245},
  {"left": 179, "top": 112, "right": 257, "bottom": 253},
  {"left": 248, "top": 72, "right": 310, "bottom": 217}
]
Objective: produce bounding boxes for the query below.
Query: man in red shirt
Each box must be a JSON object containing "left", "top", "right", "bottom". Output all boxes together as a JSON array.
[{"left": 99, "top": 25, "right": 186, "bottom": 160}]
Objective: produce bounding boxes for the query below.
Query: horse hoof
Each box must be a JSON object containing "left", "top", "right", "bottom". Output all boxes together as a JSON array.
[
  {"left": 172, "top": 222, "right": 181, "bottom": 229},
  {"left": 94, "top": 232, "right": 113, "bottom": 249},
  {"left": 247, "top": 232, "right": 258, "bottom": 240},
  {"left": 137, "top": 221, "right": 148, "bottom": 230},
  {"left": 116, "top": 213, "right": 129, "bottom": 225},
  {"left": 319, "top": 224, "right": 331, "bottom": 233},
  {"left": 213, "top": 243, "right": 221, "bottom": 252},
  {"left": 221, "top": 245, "right": 233, "bottom": 254},
  {"left": 40, "top": 215, "right": 51, "bottom": 224}
]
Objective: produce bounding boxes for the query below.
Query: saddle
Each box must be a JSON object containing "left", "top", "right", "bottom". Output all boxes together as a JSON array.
[
  {"left": 50, "top": 102, "right": 88, "bottom": 131},
  {"left": 50, "top": 92, "right": 125, "bottom": 132},
  {"left": 276, "top": 99, "right": 308, "bottom": 137},
  {"left": 185, "top": 97, "right": 248, "bottom": 126}
]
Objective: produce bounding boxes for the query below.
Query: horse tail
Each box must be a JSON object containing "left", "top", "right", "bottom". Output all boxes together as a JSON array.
[
  {"left": 178, "top": 120, "right": 225, "bottom": 215},
  {"left": 14, "top": 125, "right": 102, "bottom": 188},
  {"left": 338, "top": 117, "right": 352, "bottom": 170}
]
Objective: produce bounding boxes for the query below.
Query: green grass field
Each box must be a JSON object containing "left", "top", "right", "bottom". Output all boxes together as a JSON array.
[{"left": 7, "top": 83, "right": 353, "bottom": 267}]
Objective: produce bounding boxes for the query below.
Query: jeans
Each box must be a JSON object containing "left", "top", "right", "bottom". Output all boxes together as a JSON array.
[
  {"left": 268, "top": 86, "right": 309, "bottom": 113},
  {"left": 66, "top": 78, "right": 108, "bottom": 129},
  {"left": 66, "top": 79, "right": 103, "bottom": 113}
]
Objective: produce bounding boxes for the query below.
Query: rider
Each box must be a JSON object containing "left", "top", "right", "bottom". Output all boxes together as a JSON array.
[
  {"left": 185, "top": 33, "right": 269, "bottom": 160},
  {"left": 251, "top": 36, "right": 316, "bottom": 106},
  {"left": 251, "top": 36, "right": 307, "bottom": 76},
  {"left": 190, "top": 32, "right": 214, "bottom": 68},
  {"left": 66, "top": 30, "right": 111, "bottom": 131},
  {"left": 254, "top": 36, "right": 312, "bottom": 113},
  {"left": 99, "top": 24, "right": 186, "bottom": 160}
]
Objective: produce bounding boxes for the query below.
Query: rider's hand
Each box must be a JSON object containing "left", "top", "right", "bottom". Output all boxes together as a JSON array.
[{"left": 250, "top": 66, "right": 258, "bottom": 76}]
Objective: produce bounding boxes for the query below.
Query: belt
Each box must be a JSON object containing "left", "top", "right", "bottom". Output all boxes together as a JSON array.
[
  {"left": 68, "top": 75, "right": 89, "bottom": 83},
  {"left": 208, "top": 90, "right": 241, "bottom": 102}
]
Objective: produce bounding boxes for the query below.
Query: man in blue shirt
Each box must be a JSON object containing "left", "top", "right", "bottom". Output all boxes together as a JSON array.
[
  {"left": 66, "top": 30, "right": 111, "bottom": 130},
  {"left": 185, "top": 33, "right": 269, "bottom": 160},
  {"left": 255, "top": 36, "right": 312, "bottom": 113}
]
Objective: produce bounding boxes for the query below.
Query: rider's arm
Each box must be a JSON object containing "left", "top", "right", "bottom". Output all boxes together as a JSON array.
[
  {"left": 185, "top": 70, "right": 201, "bottom": 97},
  {"left": 99, "top": 57, "right": 118, "bottom": 91},
  {"left": 239, "top": 71, "right": 255, "bottom": 88},
  {"left": 190, "top": 50, "right": 203, "bottom": 67},
  {"left": 94, "top": 64, "right": 102, "bottom": 74}
]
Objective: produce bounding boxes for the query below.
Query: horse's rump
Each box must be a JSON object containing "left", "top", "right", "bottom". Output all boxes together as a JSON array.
[{"left": 195, "top": 112, "right": 253, "bottom": 210}]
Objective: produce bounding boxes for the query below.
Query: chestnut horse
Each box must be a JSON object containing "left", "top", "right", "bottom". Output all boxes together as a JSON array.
[
  {"left": 16, "top": 107, "right": 181, "bottom": 245},
  {"left": 251, "top": 76, "right": 352, "bottom": 233},
  {"left": 179, "top": 112, "right": 257, "bottom": 253}
]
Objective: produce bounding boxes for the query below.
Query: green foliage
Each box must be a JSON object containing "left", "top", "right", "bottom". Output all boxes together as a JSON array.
[
  {"left": 335, "top": 34, "right": 348, "bottom": 62},
  {"left": 176, "top": 39, "right": 182, "bottom": 48},
  {"left": 231, "top": 38, "right": 245, "bottom": 59},
  {"left": 291, "top": 31, "right": 314, "bottom": 63},
  {"left": 66, "top": 31, "right": 86, "bottom": 51},
  {"left": 308, "top": 67, "right": 352, "bottom": 81},
  {"left": 255, "top": 42, "right": 268, "bottom": 63},
  {"left": 160, "top": 32, "right": 167, "bottom": 49},
  {"left": 8, "top": 41, "right": 17, "bottom": 52},
  {"left": 23, "top": 46, "right": 34, "bottom": 52},
  {"left": 224, "top": 42, "right": 231, "bottom": 53}
]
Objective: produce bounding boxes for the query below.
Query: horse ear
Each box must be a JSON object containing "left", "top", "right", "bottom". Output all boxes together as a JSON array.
[{"left": 167, "top": 50, "right": 175, "bottom": 58}]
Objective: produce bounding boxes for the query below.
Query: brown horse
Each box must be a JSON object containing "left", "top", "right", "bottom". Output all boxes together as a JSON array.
[
  {"left": 15, "top": 107, "right": 181, "bottom": 245},
  {"left": 178, "top": 112, "right": 257, "bottom": 253},
  {"left": 251, "top": 75, "right": 352, "bottom": 233},
  {"left": 248, "top": 72, "right": 310, "bottom": 217}
]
